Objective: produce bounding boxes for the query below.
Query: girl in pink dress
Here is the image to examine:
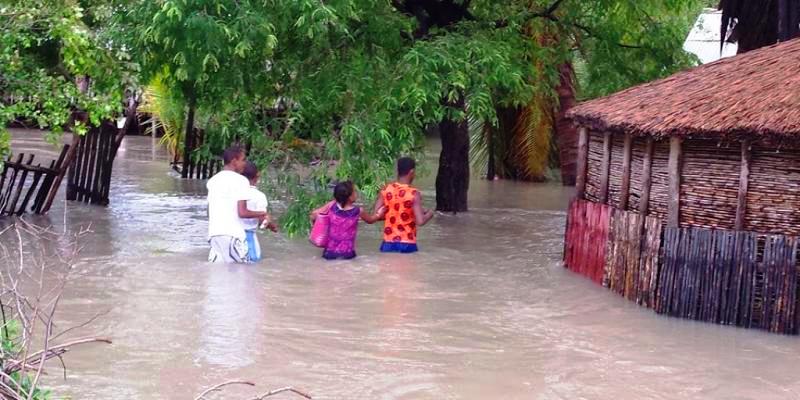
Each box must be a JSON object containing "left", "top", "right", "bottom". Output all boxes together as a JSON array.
[{"left": 310, "top": 181, "right": 385, "bottom": 260}]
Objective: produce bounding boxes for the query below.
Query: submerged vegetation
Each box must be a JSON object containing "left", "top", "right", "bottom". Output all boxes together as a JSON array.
[{"left": 0, "top": 223, "right": 111, "bottom": 399}]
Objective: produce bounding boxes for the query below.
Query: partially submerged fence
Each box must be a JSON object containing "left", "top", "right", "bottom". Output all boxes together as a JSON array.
[
  {"left": 66, "top": 121, "right": 122, "bottom": 205},
  {"left": 172, "top": 157, "right": 222, "bottom": 180},
  {"left": 171, "top": 128, "right": 223, "bottom": 180},
  {"left": 0, "top": 146, "right": 69, "bottom": 216},
  {"left": 563, "top": 198, "right": 800, "bottom": 335},
  {"left": 605, "top": 207, "right": 662, "bottom": 308},
  {"left": 66, "top": 99, "right": 138, "bottom": 206},
  {"left": 657, "top": 228, "right": 798, "bottom": 334},
  {"left": 563, "top": 200, "right": 610, "bottom": 284}
]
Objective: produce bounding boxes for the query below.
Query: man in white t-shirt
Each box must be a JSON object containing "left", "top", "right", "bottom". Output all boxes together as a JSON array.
[{"left": 207, "top": 146, "right": 268, "bottom": 263}]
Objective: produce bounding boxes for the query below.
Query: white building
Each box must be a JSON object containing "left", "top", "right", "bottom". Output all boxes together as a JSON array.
[{"left": 683, "top": 9, "right": 738, "bottom": 64}]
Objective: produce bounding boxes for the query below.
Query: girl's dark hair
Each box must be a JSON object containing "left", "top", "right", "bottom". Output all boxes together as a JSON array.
[
  {"left": 241, "top": 161, "right": 259, "bottom": 180},
  {"left": 333, "top": 181, "right": 354, "bottom": 206}
]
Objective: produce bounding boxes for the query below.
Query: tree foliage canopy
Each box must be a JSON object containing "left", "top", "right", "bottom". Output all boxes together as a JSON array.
[
  {"left": 2, "top": 0, "right": 706, "bottom": 232},
  {"left": 0, "top": 0, "right": 135, "bottom": 152}
]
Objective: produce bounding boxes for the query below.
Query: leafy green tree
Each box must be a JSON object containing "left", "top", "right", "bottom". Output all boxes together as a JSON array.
[
  {"left": 0, "top": 0, "right": 134, "bottom": 155},
  {"left": 257, "top": 0, "right": 703, "bottom": 218},
  {"left": 120, "top": 0, "right": 277, "bottom": 177}
]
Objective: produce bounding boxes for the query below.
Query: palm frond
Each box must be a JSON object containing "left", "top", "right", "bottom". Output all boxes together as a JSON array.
[
  {"left": 511, "top": 97, "right": 553, "bottom": 181},
  {"left": 468, "top": 115, "right": 490, "bottom": 173},
  {"left": 139, "top": 76, "right": 185, "bottom": 160}
]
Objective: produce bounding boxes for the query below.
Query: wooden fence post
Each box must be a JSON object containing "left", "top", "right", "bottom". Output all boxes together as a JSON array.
[
  {"left": 41, "top": 76, "right": 91, "bottom": 213},
  {"left": 599, "top": 131, "right": 612, "bottom": 204},
  {"left": 40, "top": 135, "right": 78, "bottom": 213},
  {"left": 639, "top": 138, "right": 654, "bottom": 215},
  {"left": 575, "top": 127, "right": 589, "bottom": 199},
  {"left": 735, "top": 140, "right": 750, "bottom": 231},
  {"left": 667, "top": 136, "right": 682, "bottom": 227},
  {"left": 620, "top": 133, "right": 633, "bottom": 210}
]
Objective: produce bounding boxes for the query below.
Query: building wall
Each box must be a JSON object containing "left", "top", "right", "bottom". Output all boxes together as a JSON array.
[
  {"left": 747, "top": 146, "right": 800, "bottom": 236},
  {"left": 584, "top": 132, "right": 603, "bottom": 204},
  {"left": 582, "top": 130, "right": 800, "bottom": 236},
  {"left": 680, "top": 140, "right": 739, "bottom": 230}
]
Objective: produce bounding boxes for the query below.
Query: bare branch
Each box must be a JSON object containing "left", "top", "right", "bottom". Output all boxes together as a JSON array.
[
  {"left": 27, "top": 293, "right": 60, "bottom": 400},
  {"left": 194, "top": 380, "right": 256, "bottom": 400},
  {"left": 252, "top": 387, "right": 313, "bottom": 399},
  {"left": 52, "top": 309, "right": 111, "bottom": 341},
  {"left": 7, "top": 337, "right": 113, "bottom": 373},
  {"left": 543, "top": 0, "right": 567, "bottom": 16}
]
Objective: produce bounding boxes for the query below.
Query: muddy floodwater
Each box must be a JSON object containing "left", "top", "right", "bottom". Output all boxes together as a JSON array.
[{"left": 4, "top": 130, "right": 800, "bottom": 400}]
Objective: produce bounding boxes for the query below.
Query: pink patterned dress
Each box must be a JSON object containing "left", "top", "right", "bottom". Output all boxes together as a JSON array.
[{"left": 322, "top": 204, "right": 360, "bottom": 260}]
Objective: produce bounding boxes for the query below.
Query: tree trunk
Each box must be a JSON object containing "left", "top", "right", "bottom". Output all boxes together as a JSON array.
[
  {"left": 435, "top": 99, "right": 470, "bottom": 213},
  {"left": 554, "top": 62, "right": 578, "bottom": 186},
  {"left": 181, "top": 98, "right": 196, "bottom": 179},
  {"left": 486, "top": 123, "right": 495, "bottom": 180}
]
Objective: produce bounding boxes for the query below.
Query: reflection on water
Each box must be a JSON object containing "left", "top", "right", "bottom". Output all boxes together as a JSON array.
[{"left": 4, "top": 130, "right": 800, "bottom": 400}]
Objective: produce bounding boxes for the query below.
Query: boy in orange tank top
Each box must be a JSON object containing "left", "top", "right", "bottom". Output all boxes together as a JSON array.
[{"left": 373, "top": 157, "right": 434, "bottom": 253}]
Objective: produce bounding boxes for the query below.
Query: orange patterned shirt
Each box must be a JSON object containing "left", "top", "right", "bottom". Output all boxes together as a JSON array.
[{"left": 381, "top": 183, "right": 418, "bottom": 244}]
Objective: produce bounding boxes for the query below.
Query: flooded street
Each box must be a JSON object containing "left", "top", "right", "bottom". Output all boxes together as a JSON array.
[{"left": 4, "top": 131, "right": 800, "bottom": 399}]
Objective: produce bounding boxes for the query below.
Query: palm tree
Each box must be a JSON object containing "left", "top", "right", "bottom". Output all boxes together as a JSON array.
[{"left": 138, "top": 76, "right": 186, "bottom": 165}]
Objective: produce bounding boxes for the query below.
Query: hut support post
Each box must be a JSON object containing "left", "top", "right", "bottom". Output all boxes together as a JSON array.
[
  {"left": 575, "top": 127, "right": 589, "bottom": 199},
  {"left": 619, "top": 133, "right": 633, "bottom": 210},
  {"left": 735, "top": 140, "right": 750, "bottom": 231},
  {"left": 667, "top": 136, "right": 682, "bottom": 227},
  {"left": 638, "top": 138, "right": 654, "bottom": 215},
  {"left": 599, "top": 131, "right": 612, "bottom": 204}
]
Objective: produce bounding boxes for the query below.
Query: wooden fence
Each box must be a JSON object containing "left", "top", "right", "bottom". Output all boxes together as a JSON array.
[
  {"left": 604, "top": 207, "right": 662, "bottom": 308},
  {"left": 0, "top": 146, "right": 69, "bottom": 216},
  {"left": 656, "top": 228, "right": 799, "bottom": 334},
  {"left": 563, "top": 199, "right": 611, "bottom": 283},
  {"left": 171, "top": 128, "right": 224, "bottom": 180},
  {"left": 563, "top": 198, "right": 800, "bottom": 335},
  {"left": 172, "top": 157, "right": 222, "bottom": 180},
  {"left": 66, "top": 121, "right": 121, "bottom": 205}
]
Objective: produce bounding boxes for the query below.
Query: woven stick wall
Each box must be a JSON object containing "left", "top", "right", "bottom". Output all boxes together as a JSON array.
[
  {"left": 747, "top": 146, "right": 800, "bottom": 235},
  {"left": 582, "top": 130, "right": 800, "bottom": 236},
  {"left": 680, "top": 140, "right": 739, "bottom": 230}
]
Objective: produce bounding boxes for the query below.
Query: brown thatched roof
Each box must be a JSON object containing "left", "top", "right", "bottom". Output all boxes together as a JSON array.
[{"left": 568, "top": 37, "right": 800, "bottom": 139}]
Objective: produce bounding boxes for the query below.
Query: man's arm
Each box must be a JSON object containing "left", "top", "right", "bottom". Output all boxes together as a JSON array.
[{"left": 412, "top": 192, "right": 434, "bottom": 226}]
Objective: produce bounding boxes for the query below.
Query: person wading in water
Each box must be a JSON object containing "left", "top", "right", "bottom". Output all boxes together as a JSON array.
[
  {"left": 373, "top": 157, "right": 434, "bottom": 253},
  {"left": 206, "top": 146, "right": 268, "bottom": 263}
]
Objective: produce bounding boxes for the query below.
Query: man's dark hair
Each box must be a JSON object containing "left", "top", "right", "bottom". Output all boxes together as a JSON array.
[
  {"left": 397, "top": 157, "right": 416, "bottom": 177},
  {"left": 333, "top": 181, "right": 354, "bottom": 207},
  {"left": 242, "top": 161, "right": 259, "bottom": 181},
  {"left": 222, "top": 145, "right": 245, "bottom": 165}
]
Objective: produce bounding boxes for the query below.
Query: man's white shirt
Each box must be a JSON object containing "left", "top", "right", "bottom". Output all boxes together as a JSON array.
[{"left": 207, "top": 170, "right": 250, "bottom": 240}]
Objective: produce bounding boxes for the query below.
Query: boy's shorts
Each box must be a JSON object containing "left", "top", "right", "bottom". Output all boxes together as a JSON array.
[{"left": 379, "top": 242, "right": 418, "bottom": 253}]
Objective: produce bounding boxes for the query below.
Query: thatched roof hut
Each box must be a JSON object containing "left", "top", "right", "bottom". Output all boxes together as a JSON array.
[
  {"left": 569, "top": 37, "right": 800, "bottom": 235},
  {"left": 562, "top": 38, "right": 800, "bottom": 334},
  {"left": 571, "top": 38, "right": 800, "bottom": 140}
]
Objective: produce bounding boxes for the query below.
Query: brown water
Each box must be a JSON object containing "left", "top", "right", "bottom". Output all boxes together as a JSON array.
[{"left": 4, "top": 130, "right": 800, "bottom": 400}]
